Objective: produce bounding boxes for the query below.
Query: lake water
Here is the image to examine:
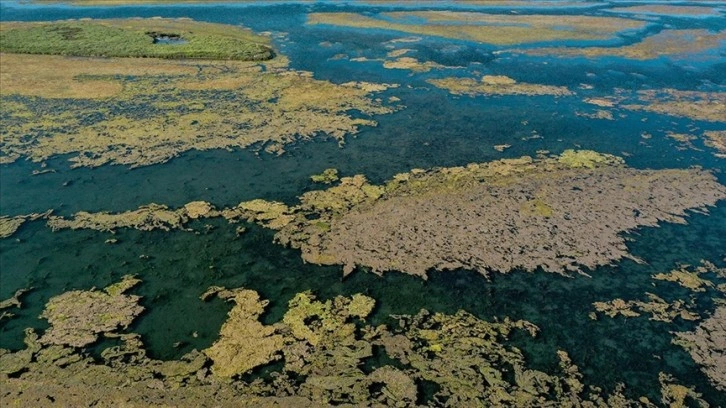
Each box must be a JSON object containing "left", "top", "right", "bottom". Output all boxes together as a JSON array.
[{"left": 1, "top": 1, "right": 725, "bottom": 404}]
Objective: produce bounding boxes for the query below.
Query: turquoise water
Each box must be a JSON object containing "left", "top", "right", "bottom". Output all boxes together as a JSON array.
[{"left": 1, "top": 1, "right": 725, "bottom": 404}]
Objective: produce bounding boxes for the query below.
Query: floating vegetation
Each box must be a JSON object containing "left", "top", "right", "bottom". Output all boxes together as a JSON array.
[
  {"left": 307, "top": 11, "right": 646, "bottom": 46},
  {"left": 38, "top": 275, "right": 144, "bottom": 347},
  {"left": 0, "top": 284, "right": 698, "bottom": 406},
  {"left": 593, "top": 262, "right": 726, "bottom": 323},
  {"left": 47, "top": 203, "right": 218, "bottom": 232},
  {"left": 0, "top": 18, "right": 274, "bottom": 60},
  {"left": 428, "top": 75, "right": 572, "bottom": 97},
  {"left": 0, "top": 288, "right": 32, "bottom": 321},
  {"left": 203, "top": 287, "right": 284, "bottom": 378},
  {"left": 519, "top": 29, "right": 726, "bottom": 60},
  {"left": 37, "top": 151, "right": 726, "bottom": 279},
  {"left": 591, "top": 294, "right": 700, "bottom": 323},
  {"left": 0, "top": 20, "right": 399, "bottom": 168},
  {"left": 704, "top": 131, "right": 726, "bottom": 158},
  {"left": 674, "top": 306, "right": 726, "bottom": 392},
  {"left": 0, "top": 210, "right": 53, "bottom": 239},
  {"left": 652, "top": 264, "right": 717, "bottom": 292},
  {"left": 310, "top": 168, "right": 340, "bottom": 184},
  {"left": 267, "top": 150, "right": 725, "bottom": 278},
  {"left": 622, "top": 89, "right": 726, "bottom": 123}
]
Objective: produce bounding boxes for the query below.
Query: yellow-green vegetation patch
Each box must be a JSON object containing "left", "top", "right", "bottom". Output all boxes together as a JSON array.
[
  {"left": 428, "top": 75, "right": 573, "bottom": 97},
  {"left": 653, "top": 264, "right": 716, "bottom": 292},
  {"left": 581, "top": 88, "right": 726, "bottom": 124},
  {"left": 2, "top": 286, "right": 699, "bottom": 406},
  {"left": 0, "top": 210, "right": 53, "bottom": 239},
  {"left": 520, "top": 29, "right": 726, "bottom": 60},
  {"left": 0, "top": 18, "right": 273, "bottom": 60},
  {"left": 39, "top": 275, "right": 144, "bottom": 347},
  {"left": 0, "top": 288, "right": 33, "bottom": 322},
  {"left": 623, "top": 89, "right": 726, "bottom": 123},
  {"left": 592, "top": 261, "right": 725, "bottom": 323},
  {"left": 310, "top": 168, "right": 340, "bottom": 184},
  {"left": 0, "top": 27, "right": 398, "bottom": 168},
  {"left": 203, "top": 287, "right": 284, "bottom": 378},
  {"left": 591, "top": 294, "right": 699, "bottom": 323},
  {"left": 307, "top": 11, "right": 647, "bottom": 46},
  {"left": 46, "top": 202, "right": 218, "bottom": 232}
]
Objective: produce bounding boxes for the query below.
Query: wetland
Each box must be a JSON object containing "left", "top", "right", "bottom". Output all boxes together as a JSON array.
[{"left": 1, "top": 0, "right": 725, "bottom": 406}]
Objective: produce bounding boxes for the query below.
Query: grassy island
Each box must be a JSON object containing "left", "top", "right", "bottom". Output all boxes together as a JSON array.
[{"left": 0, "top": 18, "right": 274, "bottom": 60}]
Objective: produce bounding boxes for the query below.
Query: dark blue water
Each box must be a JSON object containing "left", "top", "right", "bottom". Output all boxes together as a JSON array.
[{"left": 1, "top": 1, "right": 725, "bottom": 404}]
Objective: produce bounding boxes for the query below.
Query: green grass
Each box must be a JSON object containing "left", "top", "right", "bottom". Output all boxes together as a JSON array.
[{"left": 0, "top": 18, "right": 274, "bottom": 61}]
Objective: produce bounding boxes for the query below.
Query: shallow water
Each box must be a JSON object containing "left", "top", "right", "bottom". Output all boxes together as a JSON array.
[{"left": 1, "top": 0, "right": 725, "bottom": 404}]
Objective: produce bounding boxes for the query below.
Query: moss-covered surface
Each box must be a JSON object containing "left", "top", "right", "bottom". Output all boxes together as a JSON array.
[
  {"left": 0, "top": 50, "right": 398, "bottom": 167},
  {"left": 310, "top": 168, "right": 340, "bottom": 184},
  {"left": 0, "top": 19, "right": 273, "bottom": 60},
  {"left": 1, "top": 283, "right": 709, "bottom": 406}
]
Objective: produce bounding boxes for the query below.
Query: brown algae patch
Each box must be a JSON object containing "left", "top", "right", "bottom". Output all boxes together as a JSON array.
[
  {"left": 39, "top": 275, "right": 143, "bottom": 347},
  {"left": 674, "top": 306, "right": 726, "bottom": 391},
  {"left": 267, "top": 150, "right": 725, "bottom": 278},
  {"left": 587, "top": 88, "right": 725, "bottom": 124},
  {"left": 520, "top": 29, "right": 726, "bottom": 61},
  {"left": 307, "top": 11, "right": 646, "bottom": 46},
  {"left": 0, "top": 285, "right": 684, "bottom": 406},
  {"left": 0, "top": 24, "right": 398, "bottom": 168},
  {"left": 428, "top": 75, "right": 572, "bottom": 97}
]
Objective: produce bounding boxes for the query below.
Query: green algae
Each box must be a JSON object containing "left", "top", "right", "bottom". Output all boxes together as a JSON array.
[
  {"left": 557, "top": 149, "right": 624, "bottom": 169},
  {"left": 310, "top": 168, "right": 339, "bottom": 184},
  {"left": 203, "top": 287, "right": 284, "bottom": 378},
  {"left": 0, "top": 50, "right": 397, "bottom": 168},
  {"left": 0, "top": 18, "right": 273, "bottom": 61},
  {"left": 0, "top": 283, "right": 713, "bottom": 406}
]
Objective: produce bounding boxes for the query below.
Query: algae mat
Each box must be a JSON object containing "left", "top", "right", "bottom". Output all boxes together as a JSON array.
[
  {"left": 1, "top": 1, "right": 726, "bottom": 407},
  {"left": 0, "top": 20, "right": 400, "bottom": 167}
]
